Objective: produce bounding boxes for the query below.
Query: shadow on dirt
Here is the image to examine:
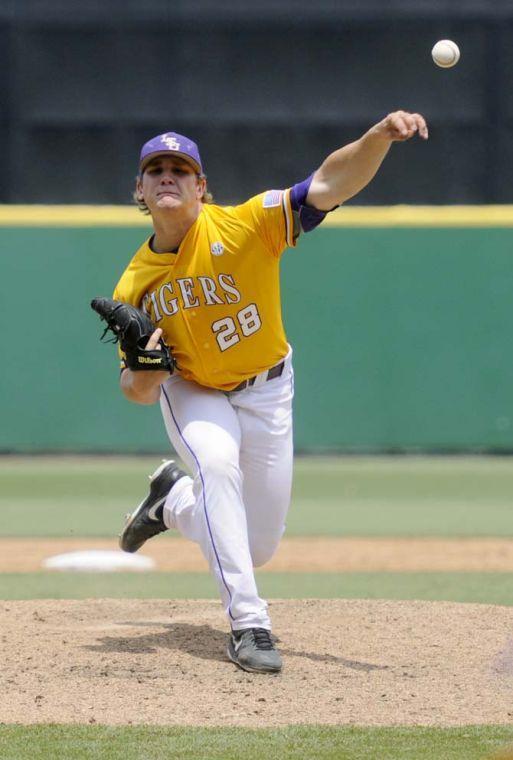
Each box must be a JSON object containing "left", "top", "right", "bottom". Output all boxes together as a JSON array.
[
  {"left": 83, "top": 622, "right": 228, "bottom": 662},
  {"left": 83, "top": 621, "right": 388, "bottom": 671},
  {"left": 281, "top": 648, "right": 388, "bottom": 671}
]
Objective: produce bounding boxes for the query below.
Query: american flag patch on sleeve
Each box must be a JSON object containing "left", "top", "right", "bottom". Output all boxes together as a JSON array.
[{"left": 263, "top": 189, "right": 283, "bottom": 208}]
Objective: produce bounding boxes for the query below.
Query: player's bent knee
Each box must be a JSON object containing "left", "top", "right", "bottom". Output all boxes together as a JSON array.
[
  {"left": 251, "top": 550, "right": 276, "bottom": 568},
  {"left": 198, "top": 450, "right": 240, "bottom": 482},
  {"left": 250, "top": 539, "right": 282, "bottom": 568}
]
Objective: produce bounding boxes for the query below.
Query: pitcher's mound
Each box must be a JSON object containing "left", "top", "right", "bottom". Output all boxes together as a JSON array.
[{"left": 2, "top": 598, "right": 513, "bottom": 727}]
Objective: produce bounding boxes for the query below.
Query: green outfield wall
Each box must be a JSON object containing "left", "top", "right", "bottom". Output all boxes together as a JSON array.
[{"left": 2, "top": 205, "right": 513, "bottom": 453}]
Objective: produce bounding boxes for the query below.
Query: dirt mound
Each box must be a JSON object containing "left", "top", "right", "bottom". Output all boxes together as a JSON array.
[{"left": 2, "top": 598, "right": 513, "bottom": 726}]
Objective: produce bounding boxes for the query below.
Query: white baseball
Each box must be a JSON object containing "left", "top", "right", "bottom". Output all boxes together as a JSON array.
[{"left": 431, "top": 39, "right": 460, "bottom": 68}]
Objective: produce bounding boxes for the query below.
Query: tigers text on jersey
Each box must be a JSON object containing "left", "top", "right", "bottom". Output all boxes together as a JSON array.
[{"left": 114, "top": 190, "right": 297, "bottom": 391}]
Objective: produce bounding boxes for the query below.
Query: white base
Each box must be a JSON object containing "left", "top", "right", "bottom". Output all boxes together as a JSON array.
[{"left": 42, "top": 550, "right": 155, "bottom": 572}]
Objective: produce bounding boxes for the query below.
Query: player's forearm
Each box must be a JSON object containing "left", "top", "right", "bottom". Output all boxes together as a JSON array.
[
  {"left": 120, "top": 368, "right": 169, "bottom": 405},
  {"left": 307, "top": 127, "right": 392, "bottom": 210},
  {"left": 307, "top": 111, "right": 428, "bottom": 210}
]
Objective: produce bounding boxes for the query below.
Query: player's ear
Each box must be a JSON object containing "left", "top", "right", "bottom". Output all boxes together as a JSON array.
[
  {"left": 135, "top": 175, "right": 145, "bottom": 203},
  {"left": 196, "top": 175, "right": 207, "bottom": 200}
]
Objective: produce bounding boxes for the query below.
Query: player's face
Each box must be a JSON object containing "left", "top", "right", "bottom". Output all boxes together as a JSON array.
[{"left": 138, "top": 156, "right": 206, "bottom": 214}]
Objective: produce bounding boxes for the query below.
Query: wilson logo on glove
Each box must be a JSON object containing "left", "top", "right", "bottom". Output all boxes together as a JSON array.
[{"left": 138, "top": 356, "right": 166, "bottom": 365}]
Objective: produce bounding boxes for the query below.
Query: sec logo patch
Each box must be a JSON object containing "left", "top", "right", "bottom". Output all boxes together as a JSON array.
[{"left": 211, "top": 241, "right": 224, "bottom": 256}]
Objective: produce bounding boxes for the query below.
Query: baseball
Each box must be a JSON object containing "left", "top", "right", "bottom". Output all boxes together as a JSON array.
[{"left": 431, "top": 39, "right": 460, "bottom": 68}]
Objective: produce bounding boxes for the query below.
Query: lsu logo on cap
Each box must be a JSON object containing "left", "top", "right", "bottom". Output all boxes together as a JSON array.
[
  {"left": 263, "top": 190, "right": 283, "bottom": 208},
  {"left": 161, "top": 134, "right": 181, "bottom": 150},
  {"left": 211, "top": 241, "right": 224, "bottom": 256}
]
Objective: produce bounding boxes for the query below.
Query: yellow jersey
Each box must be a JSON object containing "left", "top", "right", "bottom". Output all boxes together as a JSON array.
[{"left": 114, "top": 189, "right": 298, "bottom": 391}]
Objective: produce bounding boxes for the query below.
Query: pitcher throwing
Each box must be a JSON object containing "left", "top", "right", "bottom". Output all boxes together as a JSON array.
[{"left": 93, "top": 112, "right": 428, "bottom": 673}]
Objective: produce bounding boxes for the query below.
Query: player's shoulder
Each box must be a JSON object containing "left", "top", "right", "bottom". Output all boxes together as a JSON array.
[
  {"left": 112, "top": 237, "right": 151, "bottom": 301},
  {"left": 241, "top": 189, "right": 288, "bottom": 210},
  {"left": 260, "top": 189, "right": 287, "bottom": 209},
  {"left": 211, "top": 189, "right": 289, "bottom": 217}
]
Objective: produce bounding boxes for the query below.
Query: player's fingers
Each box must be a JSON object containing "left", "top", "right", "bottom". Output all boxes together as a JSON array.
[
  {"left": 395, "top": 111, "right": 429, "bottom": 140},
  {"left": 389, "top": 114, "right": 410, "bottom": 139},
  {"left": 145, "top": 328, "right": 163, "bottom": 350},
  {"left": 412, "top": 113, "right": 429, "bottom": 139},
  {"left": 391, "top": 112, "right": 428, "bottom": 141},
  {"left": 403, "top": 113, "right": 419, "bottom": 133}
]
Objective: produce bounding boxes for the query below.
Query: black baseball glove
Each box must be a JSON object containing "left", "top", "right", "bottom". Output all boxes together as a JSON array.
[{"left": 91, "top": 297, "right": 174, "bottom": 373}]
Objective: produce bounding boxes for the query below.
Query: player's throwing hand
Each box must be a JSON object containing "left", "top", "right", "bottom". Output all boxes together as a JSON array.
[{"left": 374, "top": 110, "right": 429, "bottom": 142}]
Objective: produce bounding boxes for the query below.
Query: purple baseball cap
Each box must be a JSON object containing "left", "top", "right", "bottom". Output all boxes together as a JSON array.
[{"left": 139, "top": 132, "right": 203, "bottom": 174}]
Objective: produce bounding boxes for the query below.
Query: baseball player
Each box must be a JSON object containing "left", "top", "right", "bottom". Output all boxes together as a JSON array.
[{"left": 108, "top": 112, "right": 428, "bottom": 674}]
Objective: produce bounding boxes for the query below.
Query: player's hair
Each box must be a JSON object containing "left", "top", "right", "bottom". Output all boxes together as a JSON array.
[{"left": 133, "top": 174, "right": 213, "bottom": 214}]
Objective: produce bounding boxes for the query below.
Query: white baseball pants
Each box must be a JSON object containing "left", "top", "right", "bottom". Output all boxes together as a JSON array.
[{"left": 159, "top": 349, "right": 294, "bottom": 631}]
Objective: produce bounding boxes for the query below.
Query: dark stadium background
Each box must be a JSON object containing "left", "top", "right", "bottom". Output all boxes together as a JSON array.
[{"left": 0, "top": 0, "right": 511, "bottom": 205}]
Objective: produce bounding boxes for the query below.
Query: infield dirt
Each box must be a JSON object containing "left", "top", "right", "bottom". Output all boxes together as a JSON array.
[
  {"left": 2, "top": 598, "right": 513, "bottom": 727},
  {"left": 2, "top": 536, "right": 513, "bottom": 572}
]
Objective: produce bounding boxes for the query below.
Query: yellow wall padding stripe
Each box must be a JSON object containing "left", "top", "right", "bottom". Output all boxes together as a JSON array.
[
  {"left": 0, "top": 206, "right": 152, "bottom": 226},
  {"left": 325, "top": 205, "right": 513, "bottom": 228},
  {"left": 1, "top": 204, "right": 513, "bottom": 227}
]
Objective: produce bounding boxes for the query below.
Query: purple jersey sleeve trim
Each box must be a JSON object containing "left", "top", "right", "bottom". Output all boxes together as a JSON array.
[
  {"left": 290, "top": 174, "right": 314, "bottom": 209},
  {"left": 289, "top": 173, "right": 329, "bottom": 233}
]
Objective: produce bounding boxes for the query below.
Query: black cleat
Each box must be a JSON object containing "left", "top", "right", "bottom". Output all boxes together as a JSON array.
[
  {"left": 227, "top": 628, "right": 282, "bottom": 674},
  {"left": 119, "top": 460, "right": 186, "bottom": 553}
]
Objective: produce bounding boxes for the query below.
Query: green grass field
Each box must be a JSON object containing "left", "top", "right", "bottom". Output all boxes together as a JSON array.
[
  {"left": 4, "top": 571, "right": 513, "bottom": 605},
  {"left": 2, "top": 455, "right": 513, "bottom": 759},
  {"left": 1, "top": 725, "right": 513, "bottom": 760},
  {"left": 2, "top": 455, "right": 513, "bottom": 538}
]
